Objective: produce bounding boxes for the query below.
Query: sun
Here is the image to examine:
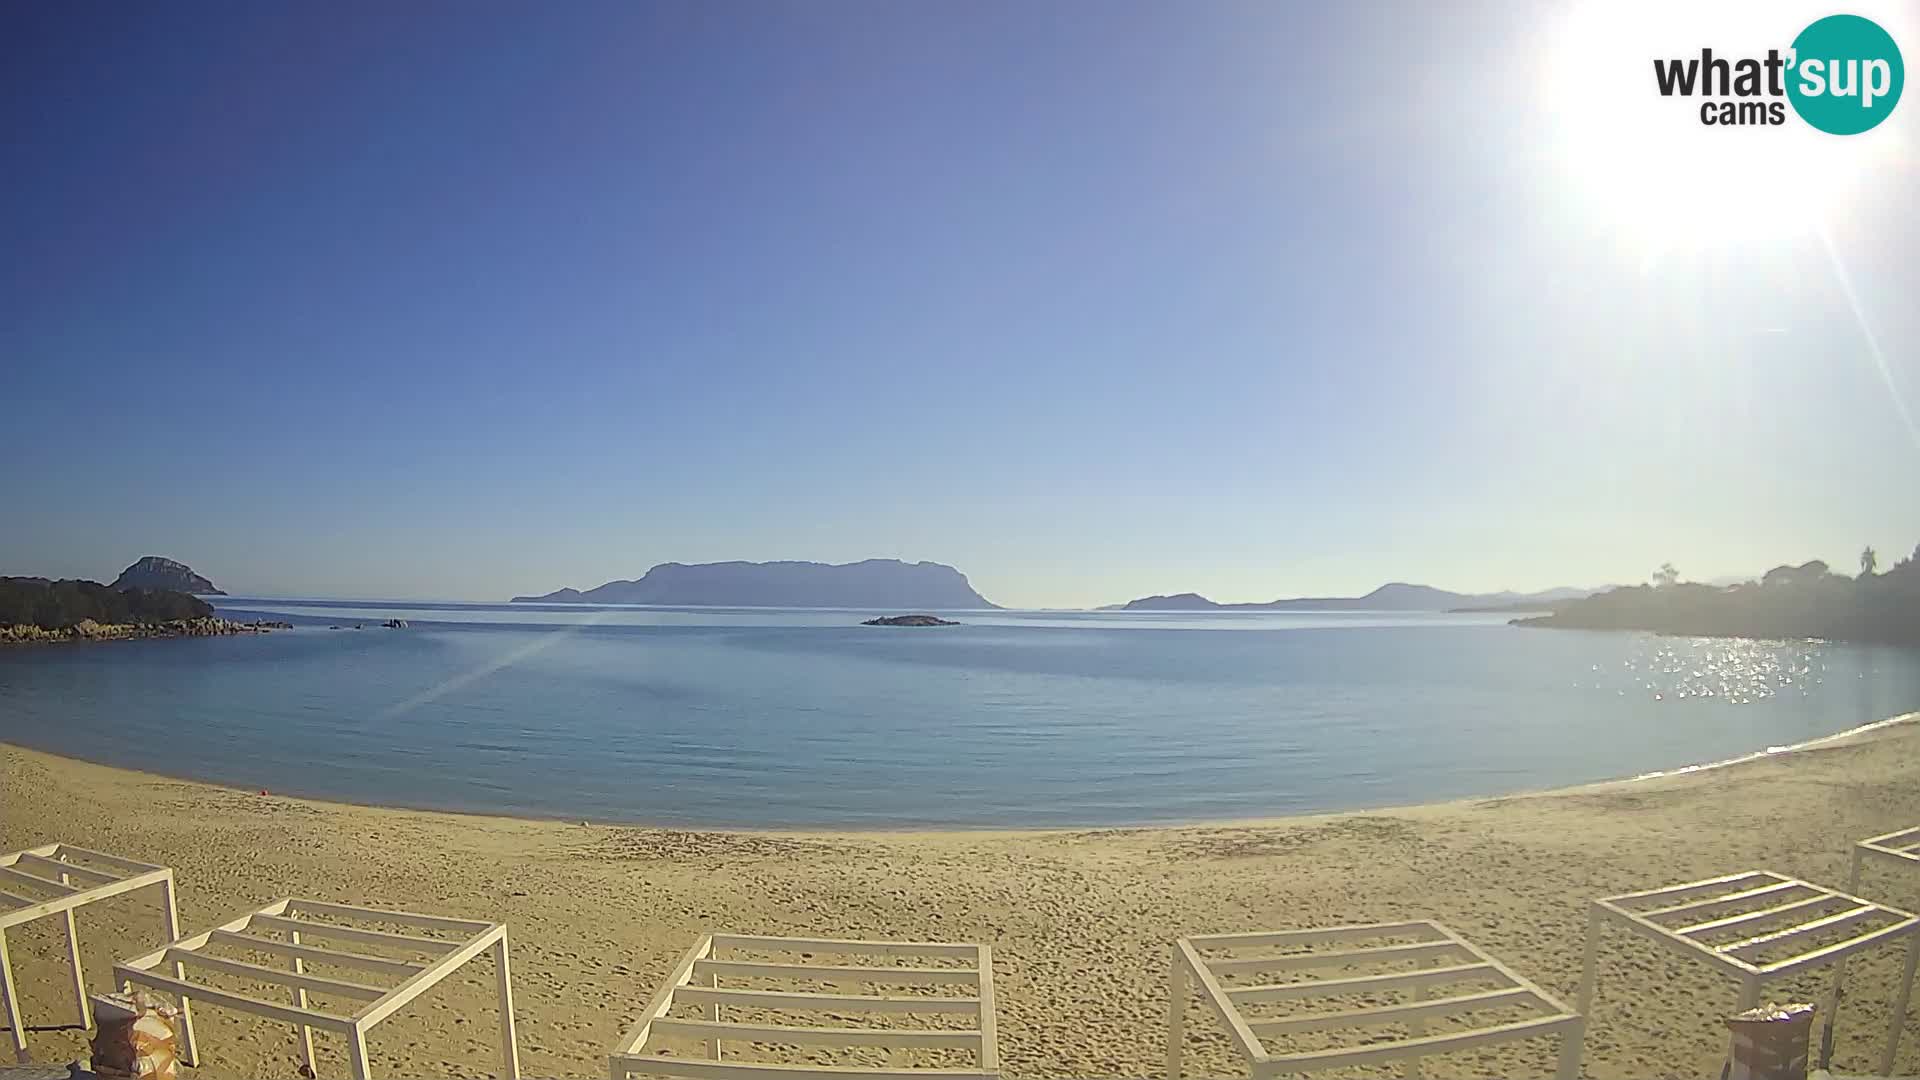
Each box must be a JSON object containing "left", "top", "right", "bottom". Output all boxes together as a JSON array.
[{"left": 1536, "top": 0, "right": 1903, "bottom": 267}]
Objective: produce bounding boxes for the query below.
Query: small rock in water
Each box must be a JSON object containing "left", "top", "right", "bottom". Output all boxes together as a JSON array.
[{"left": 861, "top": 614, "right": 958, "bottom": 627}]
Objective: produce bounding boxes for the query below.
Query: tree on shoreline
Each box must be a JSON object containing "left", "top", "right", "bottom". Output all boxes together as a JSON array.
[{"left": 1522, "top": 542, "right": 1920, "bottom": 645}]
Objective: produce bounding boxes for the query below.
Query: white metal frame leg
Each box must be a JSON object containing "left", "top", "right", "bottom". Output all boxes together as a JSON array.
[
  {"left": 348, "top": 1025, "right": 372, "bottom": 1080},
  {"left": 1558, "top": 908, "right": 1602, "bottom": 1080},
  {"left": 494, "top": 936, "right": 521, "bottom": 1080},
  {"left": 0, "top": 929, "right": 27, "bottom": 1063},
  {"left": 1824, "top": 946, "right": 1852, "bottom": 1070},
  {"left": 60, "top": 912, "right": 88, "bottom": 1030},
  {"left": 57, "top": 869, "right": 90, "bottom": 1031},
  {"left": 1166, "top": 942, "right": 1187, "bottom": 1080},
  {"left": 1882, "top": 938, "right": 1919, "bottom": 1077},
  {"left": 1828, "top": 842, "right": 1871, "bottom": 1068},
  {"left": 159, "top": 874, "right": 197, "bottom": 1066},
  {"left": 1556, "top": 1015, "right": 1587, "bottom": 1080}
]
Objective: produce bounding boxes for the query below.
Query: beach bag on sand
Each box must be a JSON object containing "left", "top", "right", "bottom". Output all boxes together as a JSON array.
[
  {"left": 89, "top": 991, "right": 181, "bottom": 1080},
  {"left": 1722, "top": 1001, "right": 1814, "bottom": 1080}
]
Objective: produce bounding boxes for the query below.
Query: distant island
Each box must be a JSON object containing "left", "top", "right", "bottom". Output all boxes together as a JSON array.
[
  {"left": 1112, "top": 583, "right": 1593, "bottom": 612},
  {"left": 111, "top": 555, "right": 225, "bottom": 595},
  {"left": 0, "top": 575, "right": 282, "bottom": 645},
  {"left": 862, "top": 614, "right": 959, "bottom": 627},
  {"left": 1516, "top": 548, "right": 1920, "bottom": 644},
  {"left": 513, "top": 559, "right": 997, "bottom": 609}
]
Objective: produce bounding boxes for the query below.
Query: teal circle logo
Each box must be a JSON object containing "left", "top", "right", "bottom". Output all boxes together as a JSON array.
[{"left": 1787, "top": 14, "right": 1904, "bottom": 134}]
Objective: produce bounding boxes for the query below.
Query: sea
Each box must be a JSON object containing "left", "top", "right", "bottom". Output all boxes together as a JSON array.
[{"left": 1, "top": 600, "right": 1916, "bottom": 828}]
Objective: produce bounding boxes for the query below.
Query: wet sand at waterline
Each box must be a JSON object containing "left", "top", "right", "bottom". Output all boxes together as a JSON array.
[{"left": 2, "top": 719, "right": 1918, "bottom": 1079}]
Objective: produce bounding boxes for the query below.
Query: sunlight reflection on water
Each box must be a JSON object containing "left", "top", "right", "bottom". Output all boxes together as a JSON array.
[{"left": 1609, "top": 637, "right": 1826, "bottom": 706}]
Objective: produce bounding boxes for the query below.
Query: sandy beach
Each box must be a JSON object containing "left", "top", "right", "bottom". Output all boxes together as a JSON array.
[{"left": 2, "top": 720, "right": 1918, "bottom": 1079}]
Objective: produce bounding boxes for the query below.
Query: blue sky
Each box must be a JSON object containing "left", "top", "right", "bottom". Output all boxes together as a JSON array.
[{"left": 3, "top": 1, "right": 1917, "bottom": 607}]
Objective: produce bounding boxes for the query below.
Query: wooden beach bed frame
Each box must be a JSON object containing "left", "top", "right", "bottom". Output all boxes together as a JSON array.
[
  {"left": 0, "top": 843, "right": 182, "bottom": 1063},
  {"left": 1168, "top": 920, "right": 1583, "bottom": 1079},
  {"left": 1850, "top": 825, "right": 1920, "bottom": 896},
  {"left": 609, "top": 933, "right": 999, "bottom": 1080},
  {"left": 1575, "top": 870, "right": 1920, "bottom": 1075},
  {"left": 113, "top": 898, "right": 519, "bottom": 1080}
]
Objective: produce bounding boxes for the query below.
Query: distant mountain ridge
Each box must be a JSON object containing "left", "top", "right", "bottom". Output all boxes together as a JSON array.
[
  {"left": 111, "top": 556, "right": 224, "bottom": 595},
  {"left": 1113, "top": 583, "right": 1593, "bottom": 612},
  {"left": 512, "top": 559, "right": 998, "bottom": 609}
]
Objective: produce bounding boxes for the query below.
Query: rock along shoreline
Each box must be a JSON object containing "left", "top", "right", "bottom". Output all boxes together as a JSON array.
[{"left": 0, "top": 617, "right": 293, "bottom": 646}]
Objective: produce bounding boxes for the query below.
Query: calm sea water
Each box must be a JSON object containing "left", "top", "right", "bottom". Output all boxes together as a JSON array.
[{"left": 1, "top": 600, "right": 1917, "bottom": 827}]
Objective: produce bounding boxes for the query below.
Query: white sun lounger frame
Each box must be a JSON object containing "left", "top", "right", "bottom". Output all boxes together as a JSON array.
[
  {"left": 609, "top": 933, "right": 999, "bottom": 1080},
  {"left": 1574, "top": 870, "right": 1920, "bottom": 1076},
  {"left": 114, "top": 897, "right": 519, "bottom": 1080},
  {"left": 1169, "top": 920, "right": 1583, "bottom": 1078},
  {"left": 1850, "top": 825, "right": 1920, "bottom": 895},
  {"left": 0, "top": 843, "right": 181, "bottom": 1063}
]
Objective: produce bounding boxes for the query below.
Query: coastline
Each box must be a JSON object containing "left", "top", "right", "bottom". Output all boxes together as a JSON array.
[
  {"left": 0, "top": 617, "right": 289, "bottom": 646},
  {"left": 1618, "top": 708, "right": 1920, "bottom": 781},
  {"left": 4, "top": 718, "right": 1920, "bottom": 1078}
]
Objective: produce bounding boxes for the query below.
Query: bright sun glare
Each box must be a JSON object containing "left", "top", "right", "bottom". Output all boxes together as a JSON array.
[{"left": 1541, "top": 0, "right": 1906, "bottom": 268}]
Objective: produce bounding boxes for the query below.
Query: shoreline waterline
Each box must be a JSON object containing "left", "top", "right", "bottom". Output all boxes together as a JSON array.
[
  {"left": 1618, "top": 708, "right": 1920, "bottom": 782},
  {"left": 5, "top": 709, "right": 1913, "bottom": 835}
]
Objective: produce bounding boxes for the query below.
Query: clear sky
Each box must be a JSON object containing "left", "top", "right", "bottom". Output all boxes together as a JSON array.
[{"left": 4, "top": 1, "right": 1917, "bottom": 608}]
